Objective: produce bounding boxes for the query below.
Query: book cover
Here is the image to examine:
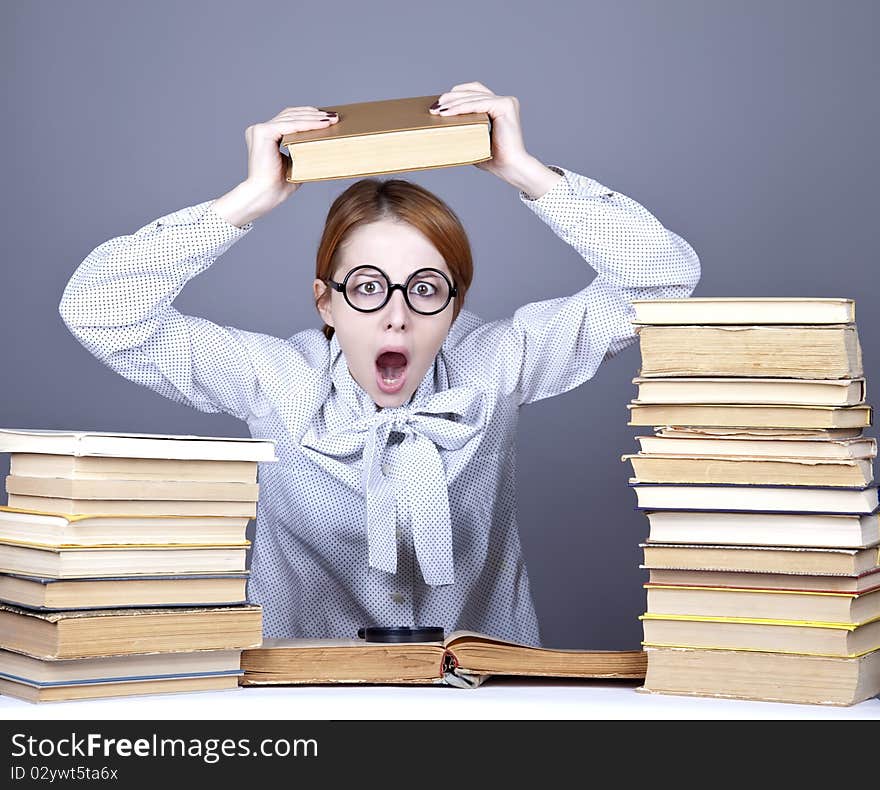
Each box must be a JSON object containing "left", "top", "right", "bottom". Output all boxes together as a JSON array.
[
  {"left": 629, "top": 297, "right": 856, "bottom": 326},
  {"left": 279, "top": 95, "right": 492, "bottom": 182},
  {"left": 0, "top": 428, "right": 278, "bottom": 462}
]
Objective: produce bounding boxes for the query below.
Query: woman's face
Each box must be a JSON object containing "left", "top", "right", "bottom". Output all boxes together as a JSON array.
[{"left": 313, "top": 218, "right": 456, "bottom": 409}]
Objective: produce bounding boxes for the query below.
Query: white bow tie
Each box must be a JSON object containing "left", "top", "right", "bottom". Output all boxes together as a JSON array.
[{"left": 301, "top": 386, "right": 485, "bottom": 586}]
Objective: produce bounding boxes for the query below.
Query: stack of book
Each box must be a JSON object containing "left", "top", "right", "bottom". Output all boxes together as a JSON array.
[
  {"left": 0, "top": 428, "right": 275, "bottom": 703},
  {"left": 622, "top": 298, "right": 880, "bottom": 706}
]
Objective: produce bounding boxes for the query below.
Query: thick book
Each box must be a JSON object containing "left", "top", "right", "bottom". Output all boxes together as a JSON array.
[
  {"left": 623, "top": 453, "right": 874, "bottom": 487},
  {"left": 639, "top": 611, "right": 880, "bottom": 657},
  {"left": 0, "top": 541, "right": 248, "bottom": 578},
  {"left": 10, "top": 453, "right": 258, "bottom": 483},
  {"left": 636, "top": 324, "right": 863, "bottom": 378},
  {"left": 644, "top": 567, "right": 880, "bottom": 594},
  {"left": 5, "top": 495, "right": 257, "bottom": 517},
  {"left": 629, "top": 481, "right": 880, "bottom": 513},
  {"left": 639, "top": 646, "right": 880, "bottom": 706},
  {"left": 5, "top": 475, "right": 260, "bottom": 502},
  {"left": 0, "top": 429, "right": 277, "bottom": 462},
  {"left": 279, "top": 95, "right": 491, "bottom": 182},
  {"left": 627, "top": 403, "right": 872, "bottom": 429},
  {"left": 639, "top": 509, "right": 880, "bottom": 548},
  {"left": 0, "top": 602, "right": 263, "bottom": 659},
  {"left": 240, "top": 632, "right": 647, "bottom": 688},
  {"left": 0, "top": 648, "right": 242, "bottom": 704},
  {"left": 644, "top": 584, "right": 880, "bottom": 623},
  {"left": 0, "top": 572, "right": 249, "bottom": 610},
  {"left": 631, "top": 297, "right": 855, "bottom": 326},
  {"left": 641, "top": 543, "right": 880, "bottom": 576},
  {"left": 634, "top": 434, "right": 876, "bottom": 459},
  {"left": 631, "top": 376, "right": 866, "bottom": 406},
  {"left": 0, "top": 506, "right": 250, "bottom": 546}
]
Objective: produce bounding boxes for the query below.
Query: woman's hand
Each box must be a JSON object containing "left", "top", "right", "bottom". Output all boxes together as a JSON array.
[
  {"left": 214, "top": 106, "right": 338, "bottom": 228},
  {"left": 429, "top": 81, "right": 561, "bottom": 198}
]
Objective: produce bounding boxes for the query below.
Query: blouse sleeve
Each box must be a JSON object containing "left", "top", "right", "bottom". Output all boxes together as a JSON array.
[
  {"left": 58, "top": 200, "right": 322, "bottom": 421},
  {"left": 449, "top": 165, "right": 701, "bottom": 407}
]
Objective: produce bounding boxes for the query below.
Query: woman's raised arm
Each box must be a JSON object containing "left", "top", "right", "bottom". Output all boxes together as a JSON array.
[
  {"left": 59, "top": 106, "right": 340, "bottom": 420},
  {"left": 446, "top": 166, "right": 700, "bottom": 406}
]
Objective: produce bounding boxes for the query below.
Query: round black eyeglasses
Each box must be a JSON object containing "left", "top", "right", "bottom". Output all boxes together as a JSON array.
[{"left": 326, "top": 265, "right": 458, "bottom": 316}]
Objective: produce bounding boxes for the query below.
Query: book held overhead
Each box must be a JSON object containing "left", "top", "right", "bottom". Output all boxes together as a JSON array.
[{"left": 279, "top": 94, "right": 492, "bottom": 182}]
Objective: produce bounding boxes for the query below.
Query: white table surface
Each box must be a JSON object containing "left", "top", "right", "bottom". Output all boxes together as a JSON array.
[{"left": 2, "top": 678, "right": 879, "bottom": 720}]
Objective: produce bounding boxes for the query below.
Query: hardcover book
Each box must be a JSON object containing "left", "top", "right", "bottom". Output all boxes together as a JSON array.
[
  {"left": 630, "top": 376, "right": 866, "bottom": 406},
  {"left": 280, "top": 95, "right": 492, "bottom": 182},
  {"left": 5, "top": 476, "right": 260, "bottom": 502},
  {"left": 640, "top": 611, "right": 880, "bottom": 657},
  {"left": 10, "top": 453, "right": 259, "bottom": 483},
  {"left": 4, "top": 495, "right": 257, "bottom": 518},
  {"left": 0, "top": 428, "right": 277, "bottom": 462},
  {"left": 629, "top": 481, "right": 880, "bottom": 513},
  {"left": 0, "top": 572, "right": 250, "bottom": 610},
  {"left": 0, "top": 506, "right": 250, "bottom": 546},
  {"left": 0, "top": 648, "right": 243, "bottom": 703},
  {"left": 630, "top": 297, "right": 856, "bottom": 326},
  {"left": 623, "top": 453, "right": 874, "bottom": 487},
  {"left": 639, "top": 646, "right": 880, "bottom": 706},
  {"left": 633, "top": 433, "right": 876, "bottom": 459},
  {"left": 0, "top": 602, "right": 263, "bottom": 659},
  {"left": 638, "top": 508, "right": 880, "bottom": 548},
  {"left": 644, "top": 566, "right": 880, "bottom": 594},
  {"left": 640, "top": 542, "right": 880, "bottom": 576},
  {"left": 644, "top": 584, "right": 880, "bottom": 623},
  {"left": 635, "top": 324, "right": 862, "bottom": 379},
  {"left": 0, "top": 541, "right": 249, "bottom": 578},
  {"left": 626, "top": 403, "right": 872, "bottom": 429}
]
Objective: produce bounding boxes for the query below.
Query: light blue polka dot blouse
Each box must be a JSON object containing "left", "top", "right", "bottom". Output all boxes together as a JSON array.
[{"left": 59, "top": 166, "right": 700, "bottom": 647}]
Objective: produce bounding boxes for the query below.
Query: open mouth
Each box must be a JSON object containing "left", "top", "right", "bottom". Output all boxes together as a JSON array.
[{"left": 375, "top": 351, "right": 409, "bottom": 395}]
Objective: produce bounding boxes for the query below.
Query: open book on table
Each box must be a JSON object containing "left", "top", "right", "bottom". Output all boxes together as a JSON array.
[{"left": 240, "top": 631, "right": 647, "bottom": 689}]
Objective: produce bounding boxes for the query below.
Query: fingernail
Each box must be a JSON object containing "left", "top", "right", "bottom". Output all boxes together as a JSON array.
[{"left": 429, "top": 100, "right": 440, "bottom": 109}]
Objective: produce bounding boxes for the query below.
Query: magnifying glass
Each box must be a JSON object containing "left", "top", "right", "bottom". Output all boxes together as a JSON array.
[{"left": 357, "top": 626, "right": 445, "bottom": 643}]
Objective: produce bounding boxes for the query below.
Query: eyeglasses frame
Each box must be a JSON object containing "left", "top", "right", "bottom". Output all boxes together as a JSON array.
[{"left": 326, "top": 264, "right": 458, "bottom": 316}]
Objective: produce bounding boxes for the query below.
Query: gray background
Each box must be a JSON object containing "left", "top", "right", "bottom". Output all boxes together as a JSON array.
[{"left": 2, "top": 0, "right": 877, "bottom": 649}]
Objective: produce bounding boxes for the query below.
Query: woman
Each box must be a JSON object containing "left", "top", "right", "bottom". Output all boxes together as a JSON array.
[{"left": 59, "top": 81, "right": 700, "bottom": 646}]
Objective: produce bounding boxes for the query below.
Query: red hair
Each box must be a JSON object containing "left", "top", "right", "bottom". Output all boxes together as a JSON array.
[{"left": 314, "top": 178, "right": 474, "bottom": 340}]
